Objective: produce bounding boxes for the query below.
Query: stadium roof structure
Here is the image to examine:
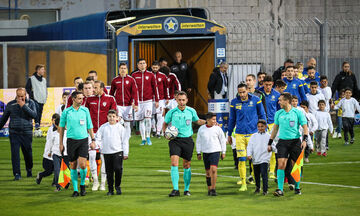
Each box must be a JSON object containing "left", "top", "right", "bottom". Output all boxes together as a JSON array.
[{"left": 0, "top": 8, "right": 209, "bottom": 41}]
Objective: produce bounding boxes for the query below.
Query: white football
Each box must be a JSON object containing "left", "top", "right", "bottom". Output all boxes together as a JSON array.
[
  {"left": 164, "top": 125, "right": 178, "bottom": 140},
  {"left": 34, "top": 129, "right": 43, "bottom": 137}
]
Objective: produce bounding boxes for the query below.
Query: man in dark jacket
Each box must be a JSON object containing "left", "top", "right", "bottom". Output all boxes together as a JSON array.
[
  {"left": 207, "top": 62, "right": 229, "bottom": 99},
  {"left": 170, "top": 51, "right": 192, "bottom": 92},
  {"left": 332, "top": 61, "right": 360, "bottom": 100},
  {"left": 272, "top": 59, "right": 294, "bottom": 82},
  {"left": 0, "top": 88, "right": 37, "bottom": 180}
]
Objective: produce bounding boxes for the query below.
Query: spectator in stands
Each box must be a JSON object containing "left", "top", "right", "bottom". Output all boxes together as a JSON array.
[
  {"left": 273, "top": 59, "right": 294, "bottom": 82},
  {"left": 0, "top": 88, "right": 37, "bottom": 180},
  {"left": 332, "top": 61, "right": 359, "bottom": 100},
  {"left": 207, "top": 62, "right": 229, "bottom": 99},
  {"left": 302, "top": 58, "right": 320, "bottom": 79},
  {"left": 25, "top": 64, "right": 48, "bottom": 132},
  {"left": 170, "top": 51, "right": 192, "bottom": 93}
]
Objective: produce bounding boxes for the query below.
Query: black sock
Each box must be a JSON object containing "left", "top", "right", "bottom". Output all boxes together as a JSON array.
[{"left": 206, "top": 177, "right": 211, "bottom": 186}]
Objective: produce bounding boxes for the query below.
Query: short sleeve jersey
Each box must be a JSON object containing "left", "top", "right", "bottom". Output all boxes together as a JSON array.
[
  {"left": 164, "top": 106, "right": 199, "bottom": 138},
  {"left": 274, "top": 107, "right": 307, "bottom": 140},
  {"left": 60, "top": 106, "right": 93, "bottom": 140}
]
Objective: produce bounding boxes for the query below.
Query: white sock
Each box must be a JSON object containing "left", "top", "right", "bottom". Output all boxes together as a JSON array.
[
  {"left": 156, "top": 113, "right": 164, "bottom": 135},
  {"left": 100, "top": 154, "right": 106, "bottom": 184},
  {"left": 145, "top": 118, "right": 152, "bottom": 138},
  {"left": 89, "top": 150, "right": 98, "bottom": 183},
  {"left": 139, "top": 120, "right": 146, "bottom": 140}
]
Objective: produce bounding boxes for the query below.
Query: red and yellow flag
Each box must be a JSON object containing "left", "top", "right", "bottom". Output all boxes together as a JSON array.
[
  {"left": 58, "top": 159, "right": 71, "bottom": 188},
  {"left": 291, "top": 149, "right": 304, "bottom": 183}
]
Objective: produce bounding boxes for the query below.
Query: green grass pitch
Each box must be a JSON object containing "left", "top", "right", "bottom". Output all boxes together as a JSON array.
[{"left": 0, "top": 128, "right": 359, "bottom": 216}]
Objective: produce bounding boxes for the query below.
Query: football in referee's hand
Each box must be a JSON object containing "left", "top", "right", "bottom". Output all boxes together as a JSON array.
[{"left": 164, "top": 125, "right": 178, "bottom": 140}]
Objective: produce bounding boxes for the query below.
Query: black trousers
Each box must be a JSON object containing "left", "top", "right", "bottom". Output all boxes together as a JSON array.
[
  {"left": 232, "top": 149, "right": 238, "bottom": 168},
  {"left": 9, "top": 133, "right": 33, "bottom": 176},
  {"left": 39, "top": 158, "right": 54, "bottom": 178},
  {"left": 254, "top": 163, "right": 268, "bottom": 192},
  {"left": 343, "top": 117, "right": 355, "bottom": 142},
  {"left": 104, "top": 151, "right": 124, "bottom": 191},
  {"left": 34, "top": 101, "right": 44, "bottom": 127}
]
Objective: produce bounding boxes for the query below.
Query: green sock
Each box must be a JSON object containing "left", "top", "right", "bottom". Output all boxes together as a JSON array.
[
  {"left": 170, "top": 166, "right": 179, "bottom": 190},
  {"left": 80, "top": 168, "right": 87, "bottom": 186},
  {"left": 70, "top": 169, "right": 78, "bottom": 192},
  {"left": 295, "top": 181, "right": 300, "bottom": 189},
  {"left": 277, "top": 169, "right": 285, "bottom": 192},
  {"left": 183, "top": 168, "right": 191, "bottom": 192}
]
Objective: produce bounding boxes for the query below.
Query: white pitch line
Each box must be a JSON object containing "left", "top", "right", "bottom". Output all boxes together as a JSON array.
[
  {"left": 157, "top": 170, "right": 360, "bottom": 189},
  {"left": 190, "top": 161, "right": 360, "bottom": 170}
]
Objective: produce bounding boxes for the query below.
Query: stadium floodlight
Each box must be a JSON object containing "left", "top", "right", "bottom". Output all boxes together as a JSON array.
[{"left": 107, "top": 17, "right": 136, "bottom": 25}]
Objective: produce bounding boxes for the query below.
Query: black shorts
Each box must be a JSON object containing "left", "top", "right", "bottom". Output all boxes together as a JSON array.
[
  {"left": 168, "top": 137, "right": 194, "bottom": 161},
  {"left": 67, "top": 138, "right": 89, "bottom": 162},
  {"left": 276, "top": 138, "right": 302, "bottom": 161},
  {"left": 203, "top": 152, "right": 220, "bottom": 170}
]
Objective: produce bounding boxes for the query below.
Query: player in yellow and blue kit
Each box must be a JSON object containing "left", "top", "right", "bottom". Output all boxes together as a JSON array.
[
  {"left": 283, "top": 66, "right": 307, "bottom": 105},
  {"left": 258, "top": 75, "right": 280, "bottom": 179},
  {"left": 227, "top": 82, "right": 266, "bottom": 191}
]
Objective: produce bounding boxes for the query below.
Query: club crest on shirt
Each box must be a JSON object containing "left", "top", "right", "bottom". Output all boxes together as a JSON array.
[
  {"left": 186, "top": 119, "right": 191, "bottom": 125},
  {"left": 126, "top": 80, "right": 129, "bottom": 84},
  {"left": 167, "top": 78, "right": 171, "bottom": 82},
  {"left": 271, "top": 95, "right": 276, "bottom": 101},
  {"left": 158, "top": 78, "right": 162, "bottom": 82},
  {"left": 145, "top": 76, "right": 149, "bottom": 80},
  {"left": 249, "top": 101, "right": 253, "bottom": 107},
  {"left": 102, "top": 102, "right": 107, "bottom": 107},
  {"left": 292, "top": 84, "right": 296, "bottom": 89}
]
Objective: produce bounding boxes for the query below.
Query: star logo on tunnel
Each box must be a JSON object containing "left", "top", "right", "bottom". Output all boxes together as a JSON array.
[
  {"left": 167, "top": 20, "right": 175, "bottom": 30},
  {"left": 164, "top": 17, "right": 178, "bottom": 34}
]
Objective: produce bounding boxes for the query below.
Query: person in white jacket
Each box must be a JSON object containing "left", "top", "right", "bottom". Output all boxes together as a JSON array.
[
  {"left": 333, "top": 88, "right": 360, "bottom": 145},
  {"left": 247, "top": 119, "right": 271, "bottom": 195},
  {"left": 95, "top": 109, "right": 128, "bottom": 196},
  {"left": 315, "top": 100, "right": 333, "bottom": 156},
  {"left": 196, "top": 112, "right": 226, "bottom": 196}
]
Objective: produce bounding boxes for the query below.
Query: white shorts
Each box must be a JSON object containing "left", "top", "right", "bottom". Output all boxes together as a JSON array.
[
  {"left": 152, "top": 99, "right": 166, "bottom": 115},
  {"left": 135, "top": 101, "right": 153, "bottom": 120},
  {"left": 166, "top": 98, "right": 178, "bottom": 110},
  {"left": 117, "top": 105, "right": 133, "bottom": 121}
]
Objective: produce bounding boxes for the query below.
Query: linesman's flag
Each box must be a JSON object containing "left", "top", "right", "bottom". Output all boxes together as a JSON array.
[
  {"left": 291, "top": 149, "right": 304, "bottom": 183},
  {"left": 58, "top": 158, "right": 71, "bottom": 188}
]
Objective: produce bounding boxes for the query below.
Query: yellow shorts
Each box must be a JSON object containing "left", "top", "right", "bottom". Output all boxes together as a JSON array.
[{"left": 235, "top": 134, "right": 252, "bottom": 160}]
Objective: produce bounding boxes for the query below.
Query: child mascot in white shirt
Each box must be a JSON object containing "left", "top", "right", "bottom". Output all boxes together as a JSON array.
[
  {"left": 196, "top": 112, "right": 226, "bottom": 196},
  {"left": 95, "top": 109, "right": 129, "bottom": 195},
  {"left": 247, "top": 119, "right": 272, "bottom": 195}
]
